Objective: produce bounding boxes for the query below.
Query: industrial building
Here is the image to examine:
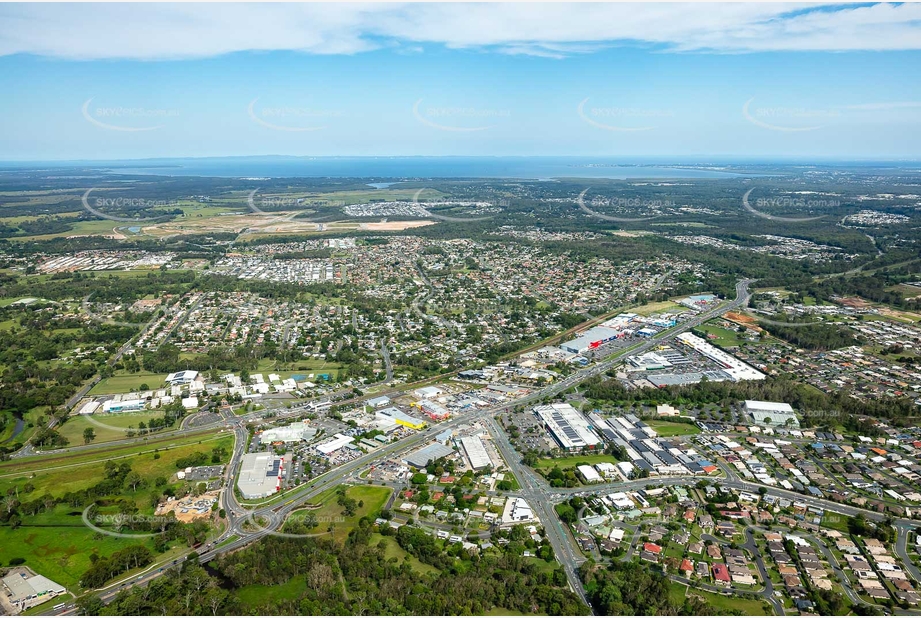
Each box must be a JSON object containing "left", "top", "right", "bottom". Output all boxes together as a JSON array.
[
  {"left": 1, "top": 571, "right": 65, "bottom": 610},
  {"left": 419, "top": 400, "right": 450, "bottom": 420},
  {"left": 181, "top": 396, "right": 199, "bottom": 409},
  {"left": 259, "top": 422, "right": 318, "bottom": 444},
  {"left": 560, "top": 326, "right": 626, "bottom": 355},
  {"left": 366, "top": 395, "right": 391, "bottom": 408},
  {"left": 460, "top": 435, "right": 492, "bottom": 470},
  {"left": 502, "top": 497, "right": 536, "bottom": 524},
  {"left": 376, "top": 407, "right": 426, "bottom": 430},
  {"left": 316, "top": 434, "right": 355, "bottom": 455},
  {"left": 744, "top": 400, "right": 800, "bottom": 428},
  {"left": 102, "top": 399, "right": 145, "bottom": 413},
  {"left": 237, "top": 453, "right": 284, "bottom": 500},
  {"left": 577, "top": 464, "right": 603, "bottom": 483},
  {"left": 77, "top": 401, "right": 99, "bottom": 415},
  {"left": 675, "top": 332, "right": 766, "bottom": 382},
  {"left": 405, "top": 443, "right": 454, "bottom": 468},
  {"left": 414, "top": 386, "right": 444, "bottom": 399},
  {"left": 534, "top": 403, "right": 603, "bottom": 452},
  {"left": 165, "top": 370, "right": 199, "bottom": 385}
]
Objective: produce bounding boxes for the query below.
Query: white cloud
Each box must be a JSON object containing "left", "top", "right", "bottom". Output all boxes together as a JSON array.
[{"left": 1, "top": 3, "right": 920, "bottom": 60}]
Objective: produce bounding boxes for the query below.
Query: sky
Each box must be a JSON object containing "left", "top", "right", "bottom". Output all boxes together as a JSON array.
[{"left": 1, "top": 2, "right": 920, "bottom": 161}]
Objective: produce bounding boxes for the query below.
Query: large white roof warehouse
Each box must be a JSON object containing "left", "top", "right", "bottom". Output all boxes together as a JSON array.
[
  {"left": 534, "top": 403, "right": 602, "bottom": 452},
  {"left": 460, "top": 435, "right": 491, "bottom": 470},
  {"left": 675, "top": 332, "right": 765, "bottom": 382},
  {"left": 237, "top": 452, "right": 284, "bottom": 499},
  {"left": 744, "top": 400, "right": 799, "bottom": 428}
]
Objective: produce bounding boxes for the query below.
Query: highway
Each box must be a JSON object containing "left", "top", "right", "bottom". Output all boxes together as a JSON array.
[{"left": 65, "top": 279, "right": 768, "bottom": 611}]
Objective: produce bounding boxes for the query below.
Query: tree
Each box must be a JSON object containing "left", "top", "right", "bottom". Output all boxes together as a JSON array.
[
  {"left": 125, "top": 471, "right": 143, "bottom": 492},
  {"left": 83, "top": 427, "right": 96, "bottom": 444}
]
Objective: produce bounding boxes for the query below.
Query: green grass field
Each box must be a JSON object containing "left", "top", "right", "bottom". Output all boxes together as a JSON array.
[
  {"left": 646, "top": 420, "right": 700, "bottom": 437},
  {"left": 236, "top": 577, "right": 308, "bottom": 608},
  {"left": 0, "top": 430, "right": 234, "bottom": 500},
  {"left": 532, "top": 453, "right": 620, "bottom": 469},
  {"left": 0, "top": 505, "right": 158, "bottom": 589},
  {"left": 669, "top": 581, "right": 771, "bottom": 615},
  {"left": 0, "top": 431, "right": 234, "bottom": 589},
  {"left": 369, "top": 532, "right": 440, "bottom": 575},
  {"left": 634, "top": 300, "right": 683, "bottom": 316},
  {"left": 57, "top": 411, "right": 168, "bottom": 445},
  {"left": 88, "top": 372, "right": 168, "bottom": 395},
  {"left": 9, "top": 219, "right": 125, "bottom": 242},
  {"left": 288, "top": 485, "right": 392, "bottom": 545},
  {"left": 696, "top": 323, "right": 744, "bottom": 347}
]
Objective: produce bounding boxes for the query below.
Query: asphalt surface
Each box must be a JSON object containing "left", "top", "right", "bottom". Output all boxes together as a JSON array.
[{"left": 59, "top": 277, "right": 899, "bottom": 616}]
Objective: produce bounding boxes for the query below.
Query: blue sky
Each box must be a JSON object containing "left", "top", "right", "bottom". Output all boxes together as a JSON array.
[{"left": 1, "top": 3, "right": 920, "bottom": 160}]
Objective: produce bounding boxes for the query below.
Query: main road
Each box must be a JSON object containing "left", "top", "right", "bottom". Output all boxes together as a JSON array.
[{"left": 76, "top": 279, "right": 758, "bottom": 610}]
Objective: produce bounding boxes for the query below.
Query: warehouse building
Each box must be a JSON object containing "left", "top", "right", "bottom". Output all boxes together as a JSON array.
[
  {"left": 560, "top": 326, "right": 626, "bottom": 355},
  {"left": 102, "top": 399, "right": 145, "bottom": 413},
  {"left": 316, "top": 434, "right": 355, "bottom": 455},
  {"left": 534, "top": 403, "right": 603, "bottom": 452},
  {"left": 675, "top": 332, "right": 766, "bottom": 382},
  {"left": 744, "top": 400, "right": 799, "bottom": 428},
  {"left": 77, "top": 401, "right": 99, "bottom": 415},
  {"left": 376, "top": 407, "right": 426, "bottom": 430},
  {"left": 577, "top": 464, "right": 603, "bottom": 483},
  {"left": 2, "top": 571, "right": 65, "bottom": 610},
  {"left": 237, "top": 452, "right": 284, "bottom": 499},
  {"left": 165, "top": 370, "right": 199, "bottom": 386},
  {"left": 260, "top": 422, "right": 318, "bottom": 444},
  {"left": 460, "top": 435, "right": 492, "bottom": 470},
  {"left": 405, "top": 443, "right": 454, "bottom": 468}
]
